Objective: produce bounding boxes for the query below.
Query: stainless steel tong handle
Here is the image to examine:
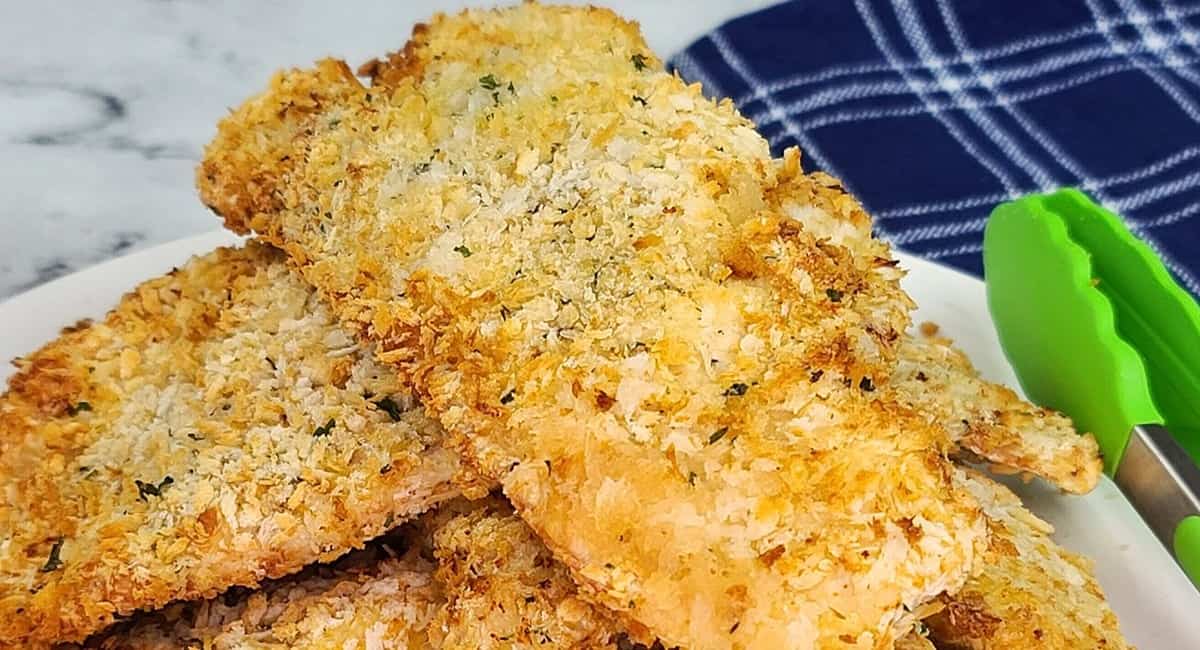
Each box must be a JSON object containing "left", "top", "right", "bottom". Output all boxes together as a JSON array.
[{"left": 1113, "top": 424, "right": 1200, "bottom": 588}]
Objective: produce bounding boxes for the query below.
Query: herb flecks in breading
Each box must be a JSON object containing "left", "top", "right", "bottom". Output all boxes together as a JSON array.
[
  {"left": 313, "top": 419, "right": 336, "bottom": 437},
  {"left": 136, "top": 476, "right": 175, "bottom": 501},
  {"left": 723, "top": 383, "right": 748, "bottom": 397},
  {"left": 374, "top": 397, "right": 404, "bottom": 421},
  {"left": 0, "top": 245, "right": 461, "bottom": 646},
  {"left": 40, "top": 539, "right": 65, "bottom": 573}
]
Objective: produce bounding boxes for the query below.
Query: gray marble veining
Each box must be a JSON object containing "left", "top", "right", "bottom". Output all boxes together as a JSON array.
[{"left": 0, "top": 0, "right": 773, "bottom": 299}]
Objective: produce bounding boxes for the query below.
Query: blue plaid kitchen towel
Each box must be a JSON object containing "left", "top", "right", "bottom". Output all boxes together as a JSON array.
[{"left": 670, "top": 0, "right": 1200, "bottom": 296}]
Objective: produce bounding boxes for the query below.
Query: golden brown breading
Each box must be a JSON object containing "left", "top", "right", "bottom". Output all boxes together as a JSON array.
[
  {"left": 925, "top": 471, "right": 1130, "bottom": 649},
  {"left": 0, "top": 243, "right": 461, "bottom": 646},
  {"left": 77, "top": 543, "right": 442, "bottom": 650},
  {"left": 198, "top": 5, "right": 987, "bottom": 647},
  {"left": 421, "top": 497, "right": 624, "bottom": 649},
  {"left": 893, "top": 335, "right": 1102, "bottom": 494},
  {"left": 892, "top": 631, "right": 934, "bottom": 650},
  {"left": 81, "top": 478, "right": 1131, "bottom": 649},
  {"left": 79, "top": 497, "right": 625, "bottom": 650}
]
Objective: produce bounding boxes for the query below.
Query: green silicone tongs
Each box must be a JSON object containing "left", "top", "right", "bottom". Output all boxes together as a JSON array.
[{"left": 984, "top": 188, "right": 1200, "bottom": 588}]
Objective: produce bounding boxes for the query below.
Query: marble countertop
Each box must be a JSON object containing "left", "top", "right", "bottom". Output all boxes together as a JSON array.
[{"left": 0, "top": 0, "right": 775, "bottom": 299}]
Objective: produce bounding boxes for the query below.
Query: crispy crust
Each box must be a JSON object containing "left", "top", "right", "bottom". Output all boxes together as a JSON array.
[
  {"left": 81, "top": 481, "right": 1132, "bottom": 649},
  {"left": 79, "top": 497, "right": 625, "bottom": 650},
  {"left": 0, "top": 244, "right": 461, "bottom": 645},
  {"left": 926, "top": 471, "right": 1131, "bottom": 649},
  {"left": 893, "top": 335, "right": 1103, "bottom": 494},
  {"left": 78, "top": 542, "right": 441, "bottom": 649},
  {"left": 421, "top": 497, "right": 625, "bottom": 649},
  {"left": 198, "top": 4, "right": 988, "bottom": 647},
  {"left": 893, "top": 631, "right": 935, "bottom": 650}
]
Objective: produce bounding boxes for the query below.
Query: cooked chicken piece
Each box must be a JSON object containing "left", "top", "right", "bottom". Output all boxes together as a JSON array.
[
  {"left": 198, "top": 5, "right": 987, "bottom": 647},
  {"left": 925, "top": 471, "right": 1130, "bottom": 649},
  {"left": 0, "top": 244, "right": 461, "bottom": 646},
  {"left": 421, "top": 496, "right": 627, "bottom": 649},
  {"left": 81, "top": 476, "right": 1131, "bottom": 649},
  {"left": 78, "top": 542, "right": 441, "bottom": 650},
  {"left": 79, "top": 497, "right": 624, "bottom": 650},
  {"left": 893, "top": 335, "right": 1102, "bottom": 494}
]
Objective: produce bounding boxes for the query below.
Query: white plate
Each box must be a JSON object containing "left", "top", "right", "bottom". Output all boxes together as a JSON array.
[{"left": 2, "top": 231, "right": 1197, "bottom": 645}]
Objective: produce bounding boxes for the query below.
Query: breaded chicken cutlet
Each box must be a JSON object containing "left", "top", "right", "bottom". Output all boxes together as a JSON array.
[
  {"left": 893, "top": 335, "right": 1102, "bottom": 494},
  {"left": 79, "top": 497, "right": 624, "bottom": 650},
  {"left": 0, "top": 243, "right": 462, "bottom": 646},
  {"left": 420, "top": 498, "right": 628, "bottom": 649},
  {"left": 78, "top": 541, "right": 441, "bottom": 649},
  {"left": 0, "top": 240, "right": 1119, "bottom": 648},
  {"left": 199, "top": 4, "right": 990, "bottom": 647},
  {"left": 923, "top": 471, "right": 1130, "bottom": 649},
  {"left": 79, "top": 483, "right": 1127, "bottom": 649}
]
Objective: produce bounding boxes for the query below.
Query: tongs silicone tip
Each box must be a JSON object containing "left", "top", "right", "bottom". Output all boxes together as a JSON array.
[{"left": 984, "top": 188, "right": 1200, "bottom": 586}]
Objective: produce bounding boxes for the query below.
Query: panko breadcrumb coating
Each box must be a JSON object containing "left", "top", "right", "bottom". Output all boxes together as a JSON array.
[
  {"left": 0, "top": 243, "right": 461, "bottom": 646},
  {"left": 893, "top": 335, "right": 1103, "bottom": 494},
  {"left": 925, "top": 471, "right": 1130, "bottom": 649},
  {"left": 80, "top": 497, "right": 625, "bottom": 650},
  {"left": 79, "top": 542, "right": 441, "bottom": 650},
  {"left": 892, "top": 632, "right": 934, "bottom": 650},
  {"left": 421, "top": 497, "right": 625, "bottom": 649},
  {"left": 81, "top": 479, "right": 1129, "bottom": 649},
  {"left": 198, "top": 4, "right": 988, "bottom": 647}
]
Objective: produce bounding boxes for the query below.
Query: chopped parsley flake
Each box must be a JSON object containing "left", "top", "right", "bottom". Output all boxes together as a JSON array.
[
  {"left": 136, "top": 476, "right": 174, "bottom": 500},
  {"left": 859, "top": 377, "right": 875, "bottom": 392},
  {"left": 825, "top": 288, "right": 844, "bottom": 302},
  {"left": 67, "top": 401, "right": 92, "bottom": 416},
  {"left": 313, "top": 419, "right": 336, "bottom": 437},
  {"left": 708, "top": 426, "right": 730, "bottom": 444},
  {"left": 453, "top": 245, "right": 472, "bottom": 257},
  {"left": 373, "top": 397, "right": 404, "bottom": 421},
  {"left": 40, "top": 538, "right": 64, "bottom": 572},
  {"left": 724, "top": 382, "right": 749, "bottom": 397},
  {"left": 631, "top": 53, "right": 648, "bottom": 71},
  {"left": 479, "top": 74, "right": 500, "bottom": 90}
]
